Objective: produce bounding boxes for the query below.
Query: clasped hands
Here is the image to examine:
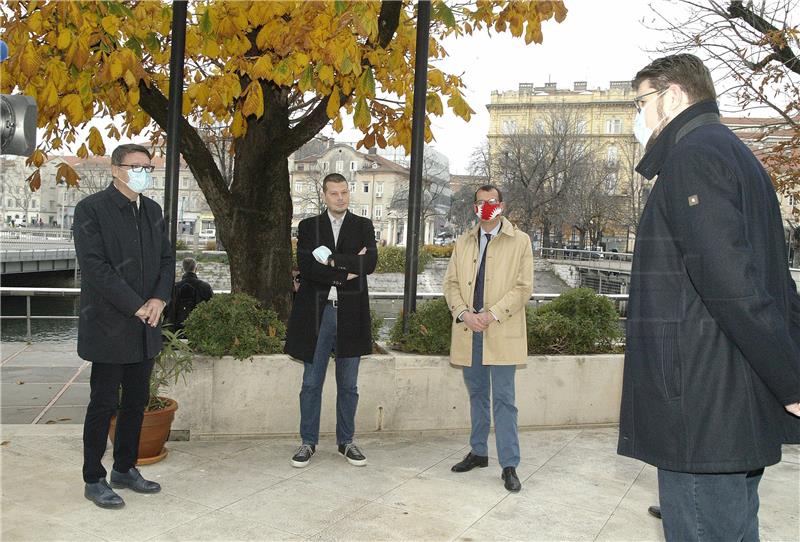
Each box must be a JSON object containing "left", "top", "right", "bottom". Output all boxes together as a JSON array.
[
  {"left": 135, "top": 298, "right": 166, "bottom": 327},
  {"left": 462, "top": 310, "right": 496, "bottom": 332},
  {"left": 313, "top": 245, "right": 367, "bottom": 281}
]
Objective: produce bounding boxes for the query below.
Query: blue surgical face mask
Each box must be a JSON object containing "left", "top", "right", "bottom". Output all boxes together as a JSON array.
[{"left": 126, "top": 169, "right": 153, "bottom": 193}]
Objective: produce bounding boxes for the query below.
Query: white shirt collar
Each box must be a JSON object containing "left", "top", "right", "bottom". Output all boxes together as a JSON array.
[
  {"left": 328, "top": 210, "right": 345, "bottom": 225},
  {"left": 480, "top": 221, "right": 502, "bottom": 238}
]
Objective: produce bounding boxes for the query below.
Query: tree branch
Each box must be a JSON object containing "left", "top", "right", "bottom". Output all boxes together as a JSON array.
[{"left": 728, "top": 0, "right": 800, "bottom": 75}]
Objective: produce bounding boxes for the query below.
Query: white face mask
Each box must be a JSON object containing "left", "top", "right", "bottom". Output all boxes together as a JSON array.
[{"left": 633, "top": 91, "right": 666, "bottom": 147}]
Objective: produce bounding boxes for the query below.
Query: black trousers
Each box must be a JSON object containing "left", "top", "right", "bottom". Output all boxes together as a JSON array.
[{"left": 82, "top": 359, "right": 154, "bottom": 483}]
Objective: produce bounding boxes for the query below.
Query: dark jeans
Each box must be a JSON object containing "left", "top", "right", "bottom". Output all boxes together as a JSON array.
[
  {"left": 82, "top": 359, "right": 154, "bottom": 483},
  {"left": 658, "top": 468, "right": 764, "bottom": 542},
  {"left": 299, "top": 304, "right": 360, "bottom": 446},
  {"left": 462, "top": 330, "right": 520, "bottom": 468}
]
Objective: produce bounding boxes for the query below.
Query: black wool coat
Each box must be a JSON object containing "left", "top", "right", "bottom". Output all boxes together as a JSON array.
[
  {"left": 284, "top": 211, "right": 377, "bottom": 362},
  {"left": 617, "top": 101, "right": 800, "bottom": 473},
  {"left": 73, "top": 184, "right": 175, "bottom": 364}
]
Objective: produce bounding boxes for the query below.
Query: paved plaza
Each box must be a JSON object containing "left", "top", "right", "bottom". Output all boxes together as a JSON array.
[{"left": 1, "top": 423, "right": 798, "bottom": 541}]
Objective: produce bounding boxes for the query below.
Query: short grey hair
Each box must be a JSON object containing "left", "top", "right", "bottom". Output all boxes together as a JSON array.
[
  {"left": 111, "top": 144, "right": 152, "bottom": 166},
  {"left": 182, "top": 257, "right": 197, "bottom": 274}
]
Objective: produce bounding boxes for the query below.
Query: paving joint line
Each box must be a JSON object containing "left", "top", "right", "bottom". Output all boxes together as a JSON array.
[
  {"left": 31, "top": 360, "right": 89, "bottom": 425},
  {"left": 1, "top": 343, "right": 31, "bottom": 366}
]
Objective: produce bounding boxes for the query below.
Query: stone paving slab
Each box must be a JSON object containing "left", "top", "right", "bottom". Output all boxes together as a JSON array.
[{"left": 1, "top": 425, "right": 798, "bottom": 542}]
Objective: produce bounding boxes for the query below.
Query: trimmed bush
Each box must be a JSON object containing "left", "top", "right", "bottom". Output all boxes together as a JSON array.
[
  {"left": 370, "top": 310, "right": 385, "bottom": 342},
  {"left": 423, "top": 244, "right": 453, "bottom": 258},
  {"left": 175, "top": 239, "right": 189, "bottom": 251},
  {"left": 183, "top": 293, "right": 286, "bottom": 360},
  {"left": 375, "top": 246, "right": 433, "bottom": 274},
  {"left": 527, "top": 288, "right": 621, "bottom": 355},
  {"left": 204, "top": 240, "right": 217, "bottom": 251},
  {"left": 389, "top": 297, "right": 451, "bottom": 354}
]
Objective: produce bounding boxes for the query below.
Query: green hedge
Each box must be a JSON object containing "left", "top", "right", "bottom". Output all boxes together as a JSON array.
[
  {"left": 423, "top": 245, "right": 454, "bottom": 258},
  {"left": 183, "top": 293, "right": 286, "bottom": 360},
  {"left": 374, "top": 246, "right": 433, "bottom": 274},
  {"left": 389, "top": 288, "right": 621, "bottom": 356}
]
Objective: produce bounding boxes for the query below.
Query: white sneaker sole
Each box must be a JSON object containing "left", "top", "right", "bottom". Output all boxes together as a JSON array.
[
  {"left": 343, "top": 455, "right": 367, "bottom": 467},
  {"left": 291, "top": 459, "right": 311, "bottom": 468}
]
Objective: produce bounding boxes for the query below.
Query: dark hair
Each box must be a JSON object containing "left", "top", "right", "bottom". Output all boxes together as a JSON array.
[
  {"left": 111, "top": 143, "right": 152, "bottom": 166},
  {"left": 474, "top": 184, "right": 503, "bottom": 202},
  {"left": 632, "top": 54, "right": 716, "bottom": 104},
  {"left": 182, "top": 257, "right": 197, "bottom": 274},
  {"left": 322, "top": 173, "right": 348, "bottom": 193}
]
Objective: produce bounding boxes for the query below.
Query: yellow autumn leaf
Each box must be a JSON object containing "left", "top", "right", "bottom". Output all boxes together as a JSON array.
[
  {"left": 61, "top": 94, "right": 84, "bottom": 124},
  {"left": 319, "top": 64, "right": 334, "bottom": 86},
  {"left": 353, "top": 97, "right": 371, "bottom": 131},
  {"left": 326, "top": 89, "right": 341, "bottom": 119},
  {"left": 56, "top": 29, "right": 71, "bottom": 50},
  {"left": 29, "top": 149, "right": 46, "bottom": 168},
  {"left": 88, "top": 127, "right": 106, "bottom": 156},
  {"left": 101, "top": 15, "right": 120, "bottom": 35},
  {"left": 109, "top": 58, "right": 123, "bottom": 80},
  {"left": 242, "top": 82, "right": 264, "bottom": 118},
  {"left": 76, "top": 143, "right": 89, "bottom": 159},
  {"left": 128, "top": 85, "right": 140, "bottom": 106},
  {"left": 251, "top": 55, "right": 273, "bottom": 80},
  {"left": 19, "top": 44, "right": 41, "bottom": 78},
  {"left": 231, "top": 110, "right": 245, "bottom": 137},
  {"left": 26, "top": 170, "right": 42, "bottom": 192},
  {"left": 55, "top": 162, "right": 80, "bottom": 187}
]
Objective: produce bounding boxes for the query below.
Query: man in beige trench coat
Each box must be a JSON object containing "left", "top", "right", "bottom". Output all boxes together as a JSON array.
[{"left": 443, "top": 184, "right": 534, "bottom": 492}]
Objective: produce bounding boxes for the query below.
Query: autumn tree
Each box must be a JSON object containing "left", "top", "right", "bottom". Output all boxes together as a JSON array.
[
  {"left": 650, "top": 0, "right": 799, "bottom": 198},
  {"left": 1, "top": 0, "right": 567, "bottom": 317}
]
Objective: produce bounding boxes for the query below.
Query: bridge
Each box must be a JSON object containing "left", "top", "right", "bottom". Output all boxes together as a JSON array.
[{"left": 0, "top": 229, "right": 77, "bottom": 275}]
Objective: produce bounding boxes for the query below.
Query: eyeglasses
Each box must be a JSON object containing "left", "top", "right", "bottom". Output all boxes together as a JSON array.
[
  {"left": 475, "top": 198, "right": 500, "bottom": 205},
  {"left": 633, "top": 89, "right": 664, "bottom": 113},
  {"left": 119, "top": 164, "right": 155, "bottom": 173}
]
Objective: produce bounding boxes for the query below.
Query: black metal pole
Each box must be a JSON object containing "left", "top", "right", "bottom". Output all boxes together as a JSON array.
[
  {"left": 401, "top": 0, "right": 431, "bottom": 333},
  {"left": 164, "top": 0, "right": 187, "bottom": 250}
]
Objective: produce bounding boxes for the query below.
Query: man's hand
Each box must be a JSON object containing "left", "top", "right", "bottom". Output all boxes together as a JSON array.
[
  {"left": 474, "top": 312, "right": 495, "bottom": 328},
  {"left": 358, "top": 247, "right": 367, "bottom": 255},
  {"left": 785, "top": 402, "right": 800, "bottom": 417},
  {"left": 138, "top": 298, "right": 166, "bottom": 328},
  {"left": 347, "top": 273, "right": 359, "bottom": 280},
  {"left": 462, "top": 312, "right": 489, "bottom": 332}
]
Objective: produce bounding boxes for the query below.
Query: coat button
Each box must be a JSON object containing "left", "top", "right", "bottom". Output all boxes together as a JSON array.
[
  {"left": 473, "top": 259, "right": 477, "bottom": 263},
  {"left": 464, "top": 327, "right": 468, "bottom": 332},
  {"left": 468, "top": 281, "right": 471, "bottom": 285}
]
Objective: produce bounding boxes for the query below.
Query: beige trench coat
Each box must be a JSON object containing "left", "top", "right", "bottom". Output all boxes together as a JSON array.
[{"left": 443, "top": 217, "right": 533, "bottom": 366}]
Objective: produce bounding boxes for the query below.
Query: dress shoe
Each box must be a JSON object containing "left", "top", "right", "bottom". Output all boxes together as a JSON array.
[
  {"left": 501, "top": 467, "right": 522, "bottom": 492},
  {"left": 85, "top": 479, "right": 125, "bottom": 509},
  {"left": 110, "top": 467, "right": 161, "bottom": 493},
  {"left": 648, "top": 505, "right": 662, "bottom": 519},
  {"left": 451, "top": 452, "right": 489, "bottom": 472}
]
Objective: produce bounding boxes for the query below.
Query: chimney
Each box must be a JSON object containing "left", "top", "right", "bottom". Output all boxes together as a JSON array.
[
  {"left": 573, "top": 81, "right": 587, "bottom": 92},
  {"left": 544, "top": 82, "right": 557, "bottom": 91}
]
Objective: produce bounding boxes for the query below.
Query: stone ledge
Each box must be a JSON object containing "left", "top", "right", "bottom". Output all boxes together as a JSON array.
[{"left": 165, "top": 350, "right": 624, "bottom": 438}]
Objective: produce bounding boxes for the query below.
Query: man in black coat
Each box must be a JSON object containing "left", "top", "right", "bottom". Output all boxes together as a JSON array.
[
  {"left": 166, "top": 257, "right": 214, "bottom": 330},
  {"left": 618, "top": 54, "right": 800, "bottom": 540},
  {"left": 73, "top": 144, "right": 175, "bottom": 509},
  {"left": 285, "top": 173, "right": 377, "bottom": 468}
]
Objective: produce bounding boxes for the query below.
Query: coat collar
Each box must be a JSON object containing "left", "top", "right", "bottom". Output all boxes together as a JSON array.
[
  {"left": 636, "top": 100, "right": 721, "bottom": 180},
  {"left": 106, "top": 182, "right": 143, "bottom": 209},
  {"left": 467, "top": 216, "right": 515, "bottom": 240}
]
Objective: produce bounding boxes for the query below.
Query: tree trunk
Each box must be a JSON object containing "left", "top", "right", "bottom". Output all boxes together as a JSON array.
[{"left": 541, "top": 218, "right": 552, "bottom": 248}]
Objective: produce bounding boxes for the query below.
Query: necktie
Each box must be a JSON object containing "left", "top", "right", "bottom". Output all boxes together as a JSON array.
[{"left": 473, "top": 233, "right": 492, "bottom": 312}]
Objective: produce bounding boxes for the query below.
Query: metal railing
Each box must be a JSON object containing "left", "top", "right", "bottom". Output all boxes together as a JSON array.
[
  {"left": 538, "top": 247, "right": 634, "bottom": 272},
  {"left": 1, "top": 248, "right": 77, "bottom": 262},
  {"left": 0, "top": 228, "right": 74, "bottom": 241},
  {"left": 0, "top": 286, "right": 630, "bottom": 342}
]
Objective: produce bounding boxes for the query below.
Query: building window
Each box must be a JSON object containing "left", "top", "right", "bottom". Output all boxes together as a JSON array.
[
  {"left": 350, "top": 161, "right": 358, "bottom": 171},
  {"left": 607, "top": 146, "right": 619, "bottom": 163},
  {"left": 180, "top": 178, "right": 189, "bottom": 189},
  {"left": 294, "top": 181, "right": 304, "bottom": 193},
  {"left": 363, "top": 183, "right": 369, "bottom": 193},
  {"left": 297, "top": 164, "right": 304, "bottom": 171},
  {"left": 605, "top": 119, "right": 622, "bottom": 134},
  {"left": 375, "top": 229, "right": 381, "bottom": 240},
  {"left": 534, "top": 120, "right": 545, "bottom": 133},
  {"left": 6, "top": 199, "right": 12, "bottom": 207},
  {"left": 336, "top": 160, "right": 344, "bottom": 173},
  {"left": 605, "top": 173, "right": 618, "bottom": 193},
  {"left": 501, "top": 120, "right": 517, "bottom": 134},
  {"left": 374, "top": 205, "right": 382, "bottom": 219},
  {"left": 577, "top": 120, "right": 588, "bottom": 134},
  {"left": 376, "top": 183, "right": 384, "bottom": 197},
  {"left": 348, "top": 182, "right": 356, "bottom": 193},
  {"left": 361, "top": 205, "right": 369, "bottom": 217}
]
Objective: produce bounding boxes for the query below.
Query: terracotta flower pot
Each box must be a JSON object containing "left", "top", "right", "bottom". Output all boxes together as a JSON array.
[{"left": 109, "top": 398, "right": 178, "bottom": 465}]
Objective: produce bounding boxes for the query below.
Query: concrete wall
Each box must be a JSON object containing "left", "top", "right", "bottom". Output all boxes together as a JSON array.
[
  {"left": 550, "top": 263, "right": 581, "bottom": 288},
  {"left": 165, "top": 351, "right": 624, "bottom": 439}
]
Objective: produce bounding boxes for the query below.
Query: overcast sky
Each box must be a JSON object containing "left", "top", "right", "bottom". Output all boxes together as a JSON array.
[{"left": 64, "top": 1, "right": 722, "bottom": 174}]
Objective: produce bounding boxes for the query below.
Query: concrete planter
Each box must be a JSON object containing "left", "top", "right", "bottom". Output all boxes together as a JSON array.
[{"left": 165, "top": 350, "right": 623, "bottom": 439}]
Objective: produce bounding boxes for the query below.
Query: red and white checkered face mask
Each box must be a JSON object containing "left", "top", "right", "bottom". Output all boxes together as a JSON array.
[{"left": 474, "top": 199, "right": 503, "bottom": 221}]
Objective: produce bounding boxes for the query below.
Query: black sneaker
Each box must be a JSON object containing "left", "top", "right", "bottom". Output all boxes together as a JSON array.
[
  {"left": 291, "top": 444, "right": 315, "bottom": 468},
  {"left": 338, "top": 443, "right": 367, "bottom": 466}
]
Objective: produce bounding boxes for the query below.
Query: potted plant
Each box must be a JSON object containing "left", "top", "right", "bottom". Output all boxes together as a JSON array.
[{"left": 109, "top": 326, "right": 193, "bottom": 464}]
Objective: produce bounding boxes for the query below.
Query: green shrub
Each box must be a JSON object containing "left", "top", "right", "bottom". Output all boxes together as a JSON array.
[
  {"left": 375, "top": 246, "right": 433, "bottom": 274},
  {"left": 370, "top": 310, "right": 384, "bottom": 342},
  {"left": 423, "top": 244, "right": 453, "bottom": 258},
  {"left": 175, "top": 239, "right": 189, "bottom": 251},
  {"left": 389, "top": 297, "right": 451, "bottom": 354},
  {"left": 527, "top": 288, "right": 621, "bottom": 355},
  {"left": 183, "top": 293, "right": 286, "bottom": 360}
]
